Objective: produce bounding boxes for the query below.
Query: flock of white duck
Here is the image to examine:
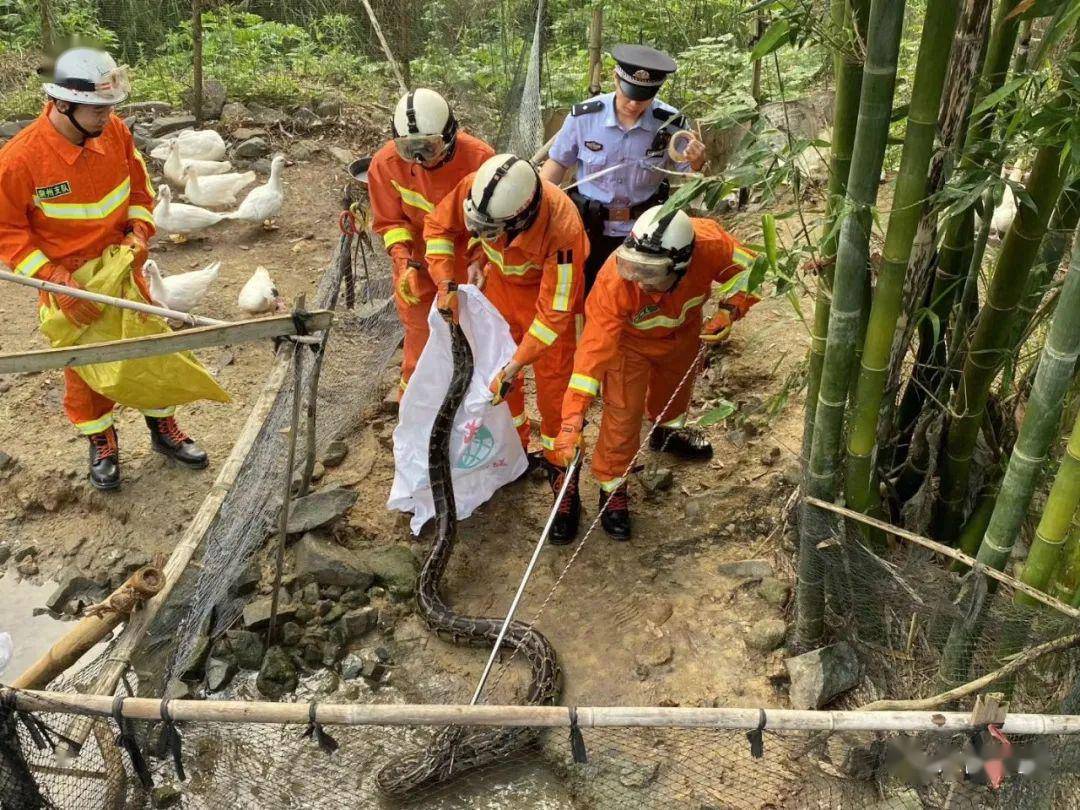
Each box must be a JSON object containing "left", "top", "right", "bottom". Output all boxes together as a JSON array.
[{"left": 146, "top": 128, "right": 287, "bottom": 317}]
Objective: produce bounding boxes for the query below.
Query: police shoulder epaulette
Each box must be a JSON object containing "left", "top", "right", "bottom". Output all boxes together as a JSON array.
[
  {"left": 571, "top": 99, "right": 604, "bottom": 117},
  {"left": 653, "top": 107, "right": 688, "bottom": 130}
]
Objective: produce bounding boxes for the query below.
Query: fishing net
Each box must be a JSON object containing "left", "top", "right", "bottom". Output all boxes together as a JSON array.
[{"left": 496, "top": 0, "right": 546, "bottom": 159}]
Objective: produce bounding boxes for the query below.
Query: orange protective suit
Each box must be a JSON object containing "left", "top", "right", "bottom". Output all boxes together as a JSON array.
[
  {"left": 425, "top": 177, "right": 589, "bottom": 463},
  {"left": 368, "top": 131, "right": 495, "bottom": 392},
  {"left": 561, "top": 218, "right": 757, "bottom": 490},
  {"left": 0, "top": 105, "right": 161, "bottom": 434}
]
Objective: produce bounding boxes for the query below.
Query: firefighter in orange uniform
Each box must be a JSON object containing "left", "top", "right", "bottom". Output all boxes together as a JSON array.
[
  {"left": 553, "top": 206, "right": 757, "bottom": 542},
  {"left": 368, "top": 88, "right": 494, "bottom": 403},
  {"left": 424, "top": 154, "right": 589, "bottom": 543},
  {"left": 0, "top": 47, "right": 208, "bottom": 491}
]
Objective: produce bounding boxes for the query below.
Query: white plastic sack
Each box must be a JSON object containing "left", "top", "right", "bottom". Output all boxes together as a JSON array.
[
  {"left": 388, "top": 285, "right": 527, "bottom": 534},
  {"left": 0, "top": 631, "right": 12, "bottom": 676}
]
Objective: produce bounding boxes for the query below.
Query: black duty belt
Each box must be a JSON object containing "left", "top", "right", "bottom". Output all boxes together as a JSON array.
[{"left": 569, "top": 181, "right": 670, "bottom": 228}]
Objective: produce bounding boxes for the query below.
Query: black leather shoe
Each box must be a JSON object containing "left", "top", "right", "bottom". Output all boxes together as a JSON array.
[
  {"left": 88, "top": 427, "right": 120, "bottom": 490},
  {"left": 547, "top": 463, "right": 581, "bottom": 545},
  {"left": 146, "top": 416, "right": 209, "bottom": 469},
  {"left": 599, "top": 484, "right": 631, "bottom": 541},
  {"left": 649, "top": 426, "right": 714, "bottom": 460}
]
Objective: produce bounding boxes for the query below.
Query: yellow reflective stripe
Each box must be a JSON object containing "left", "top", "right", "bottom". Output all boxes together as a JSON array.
[
  {"left": 480, "top": 240, "right": 535, "bottom": 276},
  {"left": 541, "top": 434, "right": 556, "bottom": 451},
  {"left": 660, "top": 413, "right": 687, "bottom": 429},
  {"left": 569, "top": 373, "right": 600, "bottom": 397},
  {"left": 140, "top": 406, "right": 175, "bottom": 418},
  {"left": 390, "top": 180, "right": 434, "bottom": 213},
  {"left": 631, "top": 294, "right": 708, "bottom": 330},
  {"left": 127, "top": 205, "right": 154, "bottom": 225},
  {"left": 528, "top": 317, "right": 558, "bottom": 346},
  {"left": 37, "top": 177, "right": 130, "bottom": 220},
  {"left": 732, "top": 246, "right": 754, "bottom": 269},
  {"left": 15, "top": 249, "right": 49, "bottom": 277},
  {"left": 512, "top": 411, "right": 528, "bottom": 427},
  {"left": 383, "top": 227, "right": 413, "bottom": 248},
  {"left": 426, "top": 238, "right": 454, "bottom": 257},
  {"left": 132, "top": 149, "right": 155, "bottom": 198},
  {"left": 75, "top": 412, "right": 115, "bottom": 435},
  {"left": 599, "top": 476, "right": 625, "bottom": 493},
  {"left": 553, "top": 262, "right": 573, "bottom": 311}
]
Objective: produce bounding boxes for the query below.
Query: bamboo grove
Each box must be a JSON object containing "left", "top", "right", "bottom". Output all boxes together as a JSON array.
[{"left": 766, "top": 0, "right": 1080, "bottom": 692}]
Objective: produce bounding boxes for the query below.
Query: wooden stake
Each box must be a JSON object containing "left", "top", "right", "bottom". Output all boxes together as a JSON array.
[
  {"left": 587, "top": 6, "right": 603, "bottom": 96},
  {"left": 192, "top": 0, "right": 203, "bottom": 126},
  {"left": 0, "top": 310, "right": 333, "bottom": 375},
  {"left": 360, "top": 0, "right": 408, "bottom": 94},
  {"left": 803, "top": 496, "right": 1080, "bottom": 620}
]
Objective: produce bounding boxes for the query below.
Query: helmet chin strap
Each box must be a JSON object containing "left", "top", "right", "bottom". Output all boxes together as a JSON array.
[{"left": 60, "top": 102, "right": 101, "bottom": 143}]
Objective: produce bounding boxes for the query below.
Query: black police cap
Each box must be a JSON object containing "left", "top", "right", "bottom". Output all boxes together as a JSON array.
[{"left": 612, "top": 44, "right": 676, "bottom": 100}]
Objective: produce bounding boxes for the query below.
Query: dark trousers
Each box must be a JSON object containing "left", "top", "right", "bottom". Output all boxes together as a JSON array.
[{"left": 584, "top": 233, "right": 625, "bottom": 297}]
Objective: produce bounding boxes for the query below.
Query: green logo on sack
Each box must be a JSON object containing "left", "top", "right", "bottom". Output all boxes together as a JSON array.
[{"left": 456, "top": 420, "right": 495, "bottom": 469}]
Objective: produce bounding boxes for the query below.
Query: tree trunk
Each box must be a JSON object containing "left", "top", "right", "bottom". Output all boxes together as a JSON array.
[
  {"left": 845, "top": 0, "right": 962, "bottom": 525},
  {"left": 795, "top": 0, "right": 906, "bottom": 649}
]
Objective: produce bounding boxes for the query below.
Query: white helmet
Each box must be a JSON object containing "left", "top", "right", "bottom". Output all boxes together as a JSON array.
[
  {"left": 615, "top": 205, "right": 696, "bottom": 286},
  {"left": 391, "top": 88, "right": 457, "bottom": 163},
  {"left": 463, "top": 154, "right": 541, "bottom": 239},
  {"left": 43, "top": 47, "right": 129, "bottom": 106}
]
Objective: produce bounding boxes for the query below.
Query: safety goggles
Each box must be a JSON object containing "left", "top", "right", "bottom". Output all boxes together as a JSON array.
[
  {"left": 614, "top": 245, "right": 676, "bottom": 289},
  {"left": 463, "top": 198, "right": 508, "bottom": 240},
  {"left": 393, "top": 133, "right": 446, "bottom": 164}
]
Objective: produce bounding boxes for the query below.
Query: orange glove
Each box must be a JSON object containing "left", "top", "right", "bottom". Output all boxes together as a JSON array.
[
  {"left": 700, "top": 307, "right": 733, "bottom": 344},
  {"left": 40, "top": 265, "right": 101, "bottom": 327},
  {"left": 552, "top": 415, "right": 584, "bottom": 468},
  {"left": 120, "top": 232, "right": 149, "bottom": 271},
  {"left": 394, "top": 257, "right": 423, "bottom": 306},
  {"left": 489, "top": 361, "right": 522, "bottom": 405},
  {"left": 436, "top": 279, "right": 459, "bottom": 324}
]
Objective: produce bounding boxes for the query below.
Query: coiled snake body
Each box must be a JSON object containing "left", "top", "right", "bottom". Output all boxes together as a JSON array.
[{"left": 376, "top": 322, "right": 562, "bottom": 799}]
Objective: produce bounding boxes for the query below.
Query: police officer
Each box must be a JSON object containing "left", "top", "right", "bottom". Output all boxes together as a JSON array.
[{"left": 539, "top": 44, "right": 706, "bottom": 295}]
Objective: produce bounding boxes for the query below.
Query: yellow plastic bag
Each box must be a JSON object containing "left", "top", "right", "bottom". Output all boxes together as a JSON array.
[{"left": 39, "top": 245, "right": 230, "bottom": 411}]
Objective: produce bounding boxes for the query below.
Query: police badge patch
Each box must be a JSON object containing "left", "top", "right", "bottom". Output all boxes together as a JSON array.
[
  {"left": 35, "top": 181, "right": 72, "bottom": 200},
  {"left": 585, "top": 140, "right": 604, "bottom": 152}
]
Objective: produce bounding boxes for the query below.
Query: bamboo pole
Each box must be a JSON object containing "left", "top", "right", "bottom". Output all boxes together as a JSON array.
[
  {"left": 0, "top": 269, "right": 226, "bottom": 327},
  {"left": 587, "top": 5, "right": 603, "bottom": 97},
  {"left": 360, "top": 0, "right": 408, "bottom": 94},
  {"left": 0, "top": 310, "right": 333, "bottom": 375},
  {"left": 55, "top": 338, "right": 299, "bottom": 761},
  {"left": 192, "top": 0, "right": 203, "bottom": 126},
  {"left": 7, "top": 689, "right": 1080, "bottom": 734},
  {"left": 802, "top": 496, "right": 1080, "bottom": 621},
  {"left": 10, "top": 566, "right": 163, "bottom": 689}
]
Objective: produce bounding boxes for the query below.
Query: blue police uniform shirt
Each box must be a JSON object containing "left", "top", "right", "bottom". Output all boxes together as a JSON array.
[{"left": 549, "top": 92, "right": 692, "bottom": 237}]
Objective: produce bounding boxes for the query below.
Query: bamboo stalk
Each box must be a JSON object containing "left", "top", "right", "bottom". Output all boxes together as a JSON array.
[
  {"left": 802, "top": 497, "right": 1080, "bottom": 620},
  {"left": 7, "top": 689, "right": 1080, "bottom": 734},
  {"left": 0, "top": 311, "right": 332, "bottom": 375},
  {"left": 796, "top": 0, "right": 906, "bottom": 648},
  {"left": 9, "top": 566, "right": 163, "bottom": 689},
  {"left": 192, "top": 0, "right": 203, "bottom": 126},
  {"left": 587, "top": 5, "right": 603, "bottom": 97},
  {"left": 0, "top": 269, "right": 226, "bottom": 327},
  {"left": 1050, "top": 515, "right": 1080, "bottom": 606},
  {"left": 360, "top": 0, "right": 408, "bottom": 94}
]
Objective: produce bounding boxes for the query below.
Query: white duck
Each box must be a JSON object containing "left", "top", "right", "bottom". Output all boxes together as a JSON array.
[
  {"left": 153, "top": 184, "right": 225, "bottom": 242},
  {"left": 991, "top": 166, "right": 1023, "bottom": 238},
  {"left": 163, "top": 139, "right": 232, "bottom": 186},
  {"left": 151, "top": 129, "right": 228, "bottom": 162},
  {"left": 238, "top": 266, "right": 286, "bottom": 315},
  {"left": 227, "top": 155, "right": 286, "bottom": 228},
  {"left": 183, "top": 167, "right": 256, "bottom": 208},
  {"left": 143, "top": 259, "right": 220, "bottom": 313}
]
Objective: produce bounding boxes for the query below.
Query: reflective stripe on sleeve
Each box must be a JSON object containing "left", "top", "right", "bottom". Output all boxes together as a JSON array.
[
  {"left": 552, "top": 254, "right": 573, "bottom": 311},
  {"left": 426, "top": 238, "right": 455, "bottom": 257},
  {"left": 569, "top": 373, "right": 600, "bottom": 397},
  {"left": 390, "top": 181, "right": 435, "bottom": 213},
  {"left": 541, "top": 434, "right": 556, "bottom": 451},
  {"left": 383, "top": 227, "right": 413, "bottom": 248},
  {"left": 512, "top": 411, "right": 528, "bottom": 428},
  {"left": 127, "top": 205, "right": 154, "bottom": 226},
  {"left": 527, "top": 317, "right": 558, "bottom": 346},
  {"left": 15, "top": 249, "right": 49, "bottom": 277}
]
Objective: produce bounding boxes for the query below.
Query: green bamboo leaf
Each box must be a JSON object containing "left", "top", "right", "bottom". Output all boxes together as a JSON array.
[
  {"left": 750, "top": 19, "right": 791, "bottom": 61},
  {"left": 971, "top": 76, "right": 1030, "bottom": 117},
  {"left": 1006, "top": 0, "right": 1067, "bottom": 21},
  {"left": 763, "top": 214, "right": 779, "bottom": 271},
  {"left": 697, "top": 399, "right": 737, "bottom": 426},
  {"left": 742, "top": 0, "right": 782, "bottom": 13}
]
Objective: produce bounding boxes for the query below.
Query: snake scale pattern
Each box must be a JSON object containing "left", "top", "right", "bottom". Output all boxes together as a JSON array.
[{"left": 376, "top": 321, "right": 562, "bottom": 799}]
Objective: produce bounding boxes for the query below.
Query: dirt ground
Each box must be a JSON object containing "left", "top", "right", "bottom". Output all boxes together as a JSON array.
[{"left": 0, "top": 124, "right": 815, "bottom": 718}]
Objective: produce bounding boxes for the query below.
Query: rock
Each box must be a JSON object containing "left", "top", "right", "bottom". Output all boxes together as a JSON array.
[
  {"left": 644, "top": 600, "right": 673, "bottom": 627},
  {"left": 205, "top": 657, "right": 236, "bottom": 692},
  {"left": 0, "top": 120, "right": 32, "bottom": 139},
  {"left": 147, "top": 114, "right": 197, "bottom": 138},
  {"left": 290, "top": 139, "right": 321, "bottom": 161},
  {"left": 221, "top": 102, "right": 251, "bottom": 123},
  {"left": 761, "top": 446, "right": 782, "bottom": 467},
  {"left": 230, "top": 560, "right": 261, "bottom": 597},
  {"left": 374, "top": 647, "right": 391, "bottom": 662},
  {"left": 180, "top": 634, "right": 211, "bottom": 681},
  {"left": 0, "top": 542, "right": 10, "bottom": 565},
  {"left": 231, "top": 127, "right": 267, "bottom": 142},
  {"left": 323, "top": 604, "right": 345, "bottom": 624},
  {"left": 301, "top": 582, "right": 321, "bottom": 604},
  {"left": 163, "top": 678, "right": 191, "bottom": 701},
  {"left": 294, "top": 531, "right": 374, "bottom": 589},
  {"left": 315, "top": 599, "right": 333, "bottom": 618},
  {"left": 321, "top": 641, "right": 344, "bottom": 666},
  {"left": 342, "top": 589, "right": 369, "bottom": 608},
  {"left": 322, "top": 440, "right": 348, "bottom": 468},
  {"left": 341, "top": 651, "right": 365, "bottom": 680},
  {"left": 361, "top": 660, "right": 388, "bottom": 683},
  {"left": 640, "top": 467, "right": 674, "bottom": 494},
  {"left": 188, "top": 78, "right": 227, "bottom": 119},
  {"left": 252, "top": 157, "right": 273, "bottom": 175},
  {"left": 228, "top": 630, "right": 265, "bottom": 670},
  {"left": 619, "top": 760, "right": 660, "bottom": 788},
  {"left": 0, "top": 450, "right": 14, "bottom": 471},
  {"left": 292, "top": 107, "right": 320, "bottom": 128},
  {"left": 16, "top": 558, "right": 38, "bottom": 577},
  {"left": 314, "top": 99, "right": 341, "bottom": 118},
  {"left": 257, "top": 646, "right": 298, "bottom": 698},
  {"left": 120, "top": 101, "right": 172, "bottom": 116},
  {"left": 294, "top": 604, "right": 316, "bottom": 623},
  {"left": 242, "top": 594, "right": 296, "bottom": 631},
  {"left": 759, "top": 577, "right": 790, "bottom": 607},
  {"left": 746, "top": 618, "right": 787, "bottom": 652},
  {"left": 281, "top": 622, "right": 302, "bottom": 647},
  {"left": 367, "top": 546, "right": 419, "bottom": 596},
  {"left": 248, "top": 103, "right": 286, "bottom": 127},
  {"left": 322, "top": 585, "right": 343, "bottom": 599},
  {"left": 785, "top": 642, "right": 860, "bottom": 709},
  {"left": 234, "top": 136, "right": 269, "bottom": 159},
  {"left": 287, "top": 486, "right": 359, "bottom": 534},
  {"left": 14, "top": 545, "right": 37, "bottom": 561},
  {"left": 302, "top": 641, "right": 324, "bottom": 668},
  {"left": 327, "top": 145, "right": 354, "bottom": 165},
  {"left": 151, "top": 784, "right": 182, "bottom": 808},
  {"left": 341, "top": 607, "right": 377, "bottom": 641},
  {"left": 635, "top": 638, "right": 674, "bottom": 668},
  {"left": 717, "top": 559, "right": 774, "bottom": 579}
]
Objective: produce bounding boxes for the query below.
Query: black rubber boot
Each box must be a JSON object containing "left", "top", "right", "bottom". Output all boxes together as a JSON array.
[
  {"left": 146, "top": 416, "right": 209, "bottom": 469},
  {"left": 547, "top": 463, "right": 581, "bottom": 545},
  {"left": 649, "top": 426, "right": 714, "bottom": 460},
  {"left": 87, "top": 427, "right": 120, "bottom": 491},
  {"left": 599, "top": 483, "right": 632, "bottom": 541}
]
